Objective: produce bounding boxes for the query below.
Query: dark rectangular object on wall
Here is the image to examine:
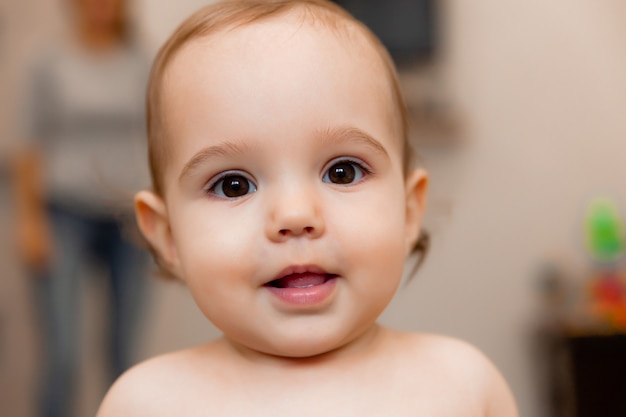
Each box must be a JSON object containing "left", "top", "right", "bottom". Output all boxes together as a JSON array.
[{"left": 333, "top": 0, "right": 437, "bottom": 66}]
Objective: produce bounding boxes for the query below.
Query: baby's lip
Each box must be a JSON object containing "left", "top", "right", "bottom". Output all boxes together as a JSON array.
[{"left": 264, "top": 264, "right": 337, "bottom": 288}]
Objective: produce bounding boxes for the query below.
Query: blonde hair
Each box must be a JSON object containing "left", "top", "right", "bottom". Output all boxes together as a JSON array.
[{"left": 144, "top": 0, "right": 428, "bottom": 277}]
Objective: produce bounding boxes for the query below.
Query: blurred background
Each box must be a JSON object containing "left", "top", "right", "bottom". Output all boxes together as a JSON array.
[{"left": 1, "top": 0, "right": 626, "bottom": 416}]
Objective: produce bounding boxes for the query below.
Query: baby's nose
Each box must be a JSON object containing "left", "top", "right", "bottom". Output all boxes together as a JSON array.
[{"left": 266, "top": 190, "right": 325, "bottom": 242}]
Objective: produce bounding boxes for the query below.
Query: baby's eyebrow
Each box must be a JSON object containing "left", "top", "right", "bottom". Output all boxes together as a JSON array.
[
  {"left": 318, "top": 126, "right": 390, "bottom": 160},
  {"left": 178, "top": 128, "right": 389, "bottom": 183},
  {"left": 179, "top": 139, "right": 251, "bottom": 183}
]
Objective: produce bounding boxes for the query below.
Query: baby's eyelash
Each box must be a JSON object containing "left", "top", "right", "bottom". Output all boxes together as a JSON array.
[
  {"left": 346, "top": 159, "right": 372, "bottom": 174},
  {"left": 331, "top": 157, "right": 372, "bottom": 171}
]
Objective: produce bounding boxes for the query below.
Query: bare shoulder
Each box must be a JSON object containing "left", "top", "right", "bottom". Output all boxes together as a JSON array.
[
  {"left": 400, "top": 332, "right": 496, "bottom": 370},
  {"left": 96, "top": 345, "right": 218, "bottom": 417},
  {"left": 392, "top": 331, "right": 519, "bottom": 417}
]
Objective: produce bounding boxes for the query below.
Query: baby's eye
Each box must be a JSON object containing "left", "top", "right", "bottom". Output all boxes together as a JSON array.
[
  {"left": 208, "top": 173, "right": 257, "bottom": 198},
  {"left": 322, "top": 160, "right": 369, "bottom": 185}
]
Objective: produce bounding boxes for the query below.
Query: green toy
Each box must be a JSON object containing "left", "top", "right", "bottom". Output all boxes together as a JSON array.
[{"left": 585, "top": 196, "right": 625, "bottom": 263}]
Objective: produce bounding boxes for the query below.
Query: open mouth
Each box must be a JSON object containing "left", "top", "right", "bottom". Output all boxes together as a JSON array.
[
  {"left": 265, "top": 272, "right": 337, "bottom": 289},
  {"left": 264, "top": 265, "right": 339, "bottom": 306}
]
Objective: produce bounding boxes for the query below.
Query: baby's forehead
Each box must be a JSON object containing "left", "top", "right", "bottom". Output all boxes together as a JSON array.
[
  {"left": 163, "top": 12, "right": 398, "bottom": 117},
  {"left": 176, "top": 10, "right": 386, "bottom": 75}
]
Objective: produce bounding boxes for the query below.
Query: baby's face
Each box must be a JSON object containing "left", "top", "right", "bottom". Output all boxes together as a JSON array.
[{"left": 155, "top": 16, "right": 422, "bottom": 357}]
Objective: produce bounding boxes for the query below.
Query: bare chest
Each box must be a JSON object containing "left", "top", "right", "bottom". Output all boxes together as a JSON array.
[{"left": 174, "top": 374, "right": 482, "bottom": 417}]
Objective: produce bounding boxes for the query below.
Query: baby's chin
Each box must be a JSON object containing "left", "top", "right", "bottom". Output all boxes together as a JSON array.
[
  {"left": 262, "top": 341, "right": 344, "bottom": 360},
  {"left": 225, "top": 324, "right": 380, "bottom": 362},
  {"left": 228, "top": 338, "right": 341, "bottom": 361}
]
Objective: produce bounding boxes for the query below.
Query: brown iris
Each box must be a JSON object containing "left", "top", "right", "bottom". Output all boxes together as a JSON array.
[
  {"left": 221, "top": 175, "right": 250, "bottom": 197},
  {"left": 327, "top": 162, "right": 356, "bottom": 184}
]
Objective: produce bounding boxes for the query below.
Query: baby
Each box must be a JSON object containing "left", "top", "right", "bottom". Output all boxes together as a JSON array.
[{"left": 97, "top": 1, "right": 518, "bottom": 416}]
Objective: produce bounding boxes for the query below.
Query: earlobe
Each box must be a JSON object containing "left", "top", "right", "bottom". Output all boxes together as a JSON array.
[
  {"left": 404, "top": 168, "right": 428, "bottom": 255},
  {"left": 134, "top": 190, "right": 181, "bottom": 277}
]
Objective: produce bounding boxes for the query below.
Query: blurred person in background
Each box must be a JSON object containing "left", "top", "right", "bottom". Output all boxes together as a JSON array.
[{"left": 12, "top": 0, "right": 150, "bottom": 416}]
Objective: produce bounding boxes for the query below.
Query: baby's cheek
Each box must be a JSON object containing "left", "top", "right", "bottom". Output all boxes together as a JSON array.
[
  {"left": 179, "top": 229, "right": 257, "bottom": 309},
  {"left": 356, "top": 224, "right": 406, "bottom": 270},
  {"left": 335, "top": 201, "right": 406, "bottom": 268},
  {"left": 180, "top": 224, "right": 253, "bottom": 274}
]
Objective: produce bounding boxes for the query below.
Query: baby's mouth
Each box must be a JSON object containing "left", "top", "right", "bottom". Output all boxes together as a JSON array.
[
  {"left": 265, "top": 272, "right": 337, "bottom": 289},
  {"left": 264, "top": 266, "right": 339, "bottom": 306}
]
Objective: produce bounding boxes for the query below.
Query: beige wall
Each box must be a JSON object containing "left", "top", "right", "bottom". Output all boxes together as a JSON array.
[
  {"left": 397, "top": 1, "right": 626, "bottom": 416},
  {"left": 2, "top": 1, "right": 626, "bottom": 416}
]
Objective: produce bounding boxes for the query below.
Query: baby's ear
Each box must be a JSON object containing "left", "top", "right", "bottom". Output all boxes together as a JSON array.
[
  {"left": 134, "top": 190, "right": 182, "bottom": 278},
  {"left": 404, "top": 168, "right": 428, "bottom": 255}
]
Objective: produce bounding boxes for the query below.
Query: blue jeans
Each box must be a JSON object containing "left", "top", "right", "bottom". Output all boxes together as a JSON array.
[{"left": 35, "top": 203, "right": 148, "bottom": 417}]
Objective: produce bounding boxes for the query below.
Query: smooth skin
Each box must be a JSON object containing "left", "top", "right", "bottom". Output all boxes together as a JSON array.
[{"left": 98, "top": 13, "right": 518, "bottom": 417}]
